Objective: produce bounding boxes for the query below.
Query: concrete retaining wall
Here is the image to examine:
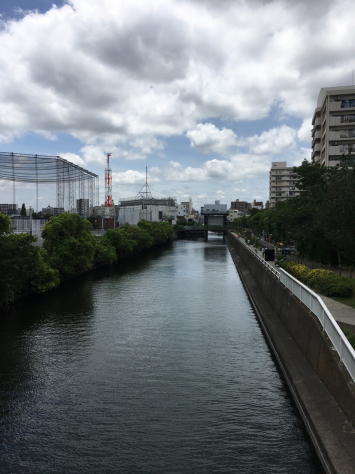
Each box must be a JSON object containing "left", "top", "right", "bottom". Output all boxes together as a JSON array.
[
  {"left": 226, "top": 232, "right": 355, "bottom": 473},
  {"left": 227, "top": 232, "right": 355, "bottom": 426}
]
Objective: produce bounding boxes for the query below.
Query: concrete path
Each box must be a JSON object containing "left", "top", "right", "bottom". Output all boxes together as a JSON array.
[
  {"left": 230, "top": 232, "right": 355, "bottom": 329},
  {"left": 317, "top": 295, "right": 355, "bottom": 328}
]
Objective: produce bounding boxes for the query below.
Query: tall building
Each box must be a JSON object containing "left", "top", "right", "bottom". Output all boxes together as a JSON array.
[
  {"left": 269, "top": 162, "right": 299, "bottom": 207},
  {"left": 76, "top": 199, "right": 90, "bottom": 217},
  {"left": 312, "top": 86, "right": 355, "bottom": 166}
]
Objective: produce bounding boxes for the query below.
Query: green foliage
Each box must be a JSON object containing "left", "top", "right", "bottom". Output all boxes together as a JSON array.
[
  {"left": 0, "top": 212, "right": 12, "bottom": 235},
  {"left": 348, "top": 335, "right": 355, "bottom": 350},
  {"left": 42, "top": 213, "right": 97, "bottom": 277},
  {"left": 0, "top": 215, "right": 174, "bottom": 308},
  {"left": 100, "top": 228, "right": 135, "bottom": 259},
  {"left": 284, "top": 262, "right": 353, "bottom": 297},
  {"left": 20, "top": 203, "right": 26, "bottom": 216},
  {"left": 234, "top": 158, "right": 355, "bottom": 265},
  {"left": 94, "top": 240, "right": 117, "bottom": 266},
  {"left": 0, "top": 233, "right": 59, "bottom": 306}
]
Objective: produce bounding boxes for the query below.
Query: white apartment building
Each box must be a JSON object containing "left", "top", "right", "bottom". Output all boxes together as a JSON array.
[
  {"left": 312, "top": 86, "right": 355, "bottom": 166},
  {"left": 269, "top": 162, "right": 299, "bottom": 207}
]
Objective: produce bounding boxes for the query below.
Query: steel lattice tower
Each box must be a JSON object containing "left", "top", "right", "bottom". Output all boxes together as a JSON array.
[{"left": 105, "top": 153, "right": 113, "bottom": 208}]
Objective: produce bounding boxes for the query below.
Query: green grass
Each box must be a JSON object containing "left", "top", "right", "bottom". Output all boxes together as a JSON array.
[{"left": 331, "top": 278, "right": 355, "bottom": 308}]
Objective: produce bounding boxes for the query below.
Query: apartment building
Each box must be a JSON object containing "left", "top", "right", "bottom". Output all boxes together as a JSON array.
[
  {"left": 230, "top": 199, "right": 251, "bottom": 212},
  {"left": 0, "top": 204, "right": 18, "bottom": 215},
  {"left": 251, "top": 200, "right": 263, "bottom": 210},
  {"left": 76, "top": 199, "right": 90, "bottom": 217},
  {"left": 269, "top": 162, "right": 299, "bottom": 207},
  {"left": 312, "top": 86, "right": 355, "bottom": 166}
]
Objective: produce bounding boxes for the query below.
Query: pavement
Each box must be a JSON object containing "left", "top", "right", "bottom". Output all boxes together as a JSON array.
[{"left": 232, "top": 232, "right": 355, "bottom": 329}]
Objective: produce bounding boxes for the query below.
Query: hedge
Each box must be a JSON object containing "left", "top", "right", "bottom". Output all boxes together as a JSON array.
[{"left": 285, "top": 262, "right": 353, "bottom": 298}]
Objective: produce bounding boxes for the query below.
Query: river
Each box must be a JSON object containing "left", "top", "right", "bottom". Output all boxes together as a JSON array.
[{"left": 0, "top": 236, "right": 324, "bottom": 473}]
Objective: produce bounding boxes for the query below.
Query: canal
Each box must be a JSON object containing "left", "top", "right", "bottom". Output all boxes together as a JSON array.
[{"left": 0, "top": 236, "right": 324, "bottom": 473}]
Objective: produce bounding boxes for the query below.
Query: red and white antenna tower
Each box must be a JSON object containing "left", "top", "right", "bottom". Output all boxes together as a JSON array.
[{"left": 105, "top": 153, "right": 113, "bottom": 207}]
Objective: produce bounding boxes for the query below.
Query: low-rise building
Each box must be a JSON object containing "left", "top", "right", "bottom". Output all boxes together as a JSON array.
[
  {"left": 227, "top": 209, "right": 249, "bottom": 222},
  {"left": 10, "top": 216, "right": 48, "bottom": 239},
  {"left": 201, "top": 201, "right": 228, "bottom": 225},
  {"left": 119, "top": 197, "right": 177, "bottom": 227},
  {"left": 0, "top": 204, "right": 18, "bottom": 215},
  {"left": 230, "top": 199, "right": 251, "bottom": 212},
  {"left": 251, "top": 199, "right": 263, "bottom": 210}
]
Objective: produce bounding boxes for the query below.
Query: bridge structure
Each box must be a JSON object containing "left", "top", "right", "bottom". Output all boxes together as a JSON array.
[{"left": 174, "top": 225, "right": 235, "bottom": 241}]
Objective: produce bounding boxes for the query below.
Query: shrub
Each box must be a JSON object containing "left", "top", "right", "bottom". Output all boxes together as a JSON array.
[
  {"left": 284, "top": 262, "right": 353, "bottom": 298},
  {"left": 305, "top": 269, "right": 353, "bottom": 297},
  {"left": 286, "top": 261, "right": 311, "bottom": 281}
]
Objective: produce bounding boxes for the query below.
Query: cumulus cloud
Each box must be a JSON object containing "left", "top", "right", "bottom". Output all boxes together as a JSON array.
[
  {"left": 240, "top": 125, "right": 297, "bottom": 155},
  {"left": 113, "top": 169, "right": 161, "bottom": 185},
  {"left": 298, "top": 118, "right": 312, "bottom": 143},
  {"left": 186, "top": 123, "right": 237, "bottom": 155},
  {"left": 59, "top": 152, "right": 86, "bottom": 166},
  {"left": 0, "top": 0, "right": 354, "bottom": 153}
]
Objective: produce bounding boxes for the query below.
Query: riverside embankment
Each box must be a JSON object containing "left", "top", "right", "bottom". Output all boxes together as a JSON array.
[{"left": 226, "top": 231, "right": 355, "bottom": 474}]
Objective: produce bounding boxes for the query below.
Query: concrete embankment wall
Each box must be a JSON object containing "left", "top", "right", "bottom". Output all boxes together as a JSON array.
[{"left": 226, "top": 232, "right": 355, "bottom": 474}]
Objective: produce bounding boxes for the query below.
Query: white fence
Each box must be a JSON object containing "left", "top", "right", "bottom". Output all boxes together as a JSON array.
[
  {"left": 230, "top": 232, "right": 279, "bottom": 278},
  {"left": 229, "top": 231, "right": 355, "bottom": 382},
  {"left": 279, "top": 268, "right": 355, "bottom": 382}
]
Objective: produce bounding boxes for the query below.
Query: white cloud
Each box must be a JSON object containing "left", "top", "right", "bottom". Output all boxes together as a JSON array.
[
  {"left": 0, "top": 0, "right": 354, "bottom": 149},
  {"left": 186, "top": 123, "right": 237, "bottom": 155},
  {"left": 298, "top": 118, "right": 312, "bottom": 143},
  {"left": 113, "top": 169, "right": 161, "bottom": 185},
  {"left": 239, "top": 125, "right": 297, "bottom": 155},
  {"left": 59, "top": 152, "right": 86, "bottom": 167}
]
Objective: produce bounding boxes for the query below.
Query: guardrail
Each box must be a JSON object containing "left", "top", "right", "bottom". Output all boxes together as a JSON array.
[
  {"left": 229, "top": 232, "right": 280, "bottom": 278},
  {"left": 229, "top": 231, "right": 355, "bottom": 382},
  {"left": 279, "top": 268, "right": 355, "bottom": 382}
]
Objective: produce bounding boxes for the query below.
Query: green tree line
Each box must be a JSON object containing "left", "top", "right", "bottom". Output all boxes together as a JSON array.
[
  {"left": 0, "top": 213, "right": 174, "bottom": 307},
  {"left": 234, "top": 157, "right": 355, "bottom": 266}
]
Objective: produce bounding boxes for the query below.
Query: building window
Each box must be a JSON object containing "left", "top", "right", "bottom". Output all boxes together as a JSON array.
[
  {"left": 159, "top": 211, "right": 163, "bottom": 219},
  {"left": 341, "top": 100, "right": 355, "bottom": 109},
  {"left": 340, "top": 115, "right": 355, "bottom": 123},
  {"left": 339, "top": 144, "right": 355, "bottom": 153},
  {"left": 340, "top": 129, "right": 355, "bottom": 138}
]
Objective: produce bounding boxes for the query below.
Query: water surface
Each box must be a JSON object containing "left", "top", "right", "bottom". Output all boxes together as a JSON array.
[{"left": 0, "top": 237, "right": 324, "bottom": 473}]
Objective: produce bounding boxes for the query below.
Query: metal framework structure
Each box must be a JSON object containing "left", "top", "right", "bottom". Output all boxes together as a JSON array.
[
  {"left": 105, "top": 153, "right": 112, "bottom": 208},
  {"left": 0, "top": 152, "right": 99, "bottom": 212},
  {"left": 135, "top": 167, "right": 153, "bottom": 199}
]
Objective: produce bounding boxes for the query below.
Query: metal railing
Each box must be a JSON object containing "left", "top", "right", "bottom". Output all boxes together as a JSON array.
[
  {"left": 279, "top": 268, "right": 355, "bottom": 382},
  {"left": 230, "top": 232, "right": 280, "bottom": 278},
  {"left": 229, "top": 231, "right": 355, "bottom": 382}
]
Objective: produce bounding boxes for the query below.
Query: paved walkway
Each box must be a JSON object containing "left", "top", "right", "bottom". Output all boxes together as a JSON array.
[{"left": 231, "top": 232, "right": 355, "bottom": 329}]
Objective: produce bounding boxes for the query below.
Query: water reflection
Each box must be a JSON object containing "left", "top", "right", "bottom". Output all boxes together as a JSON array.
[{"left": 0, "top": 237, "right": 324, "bottom": 473}]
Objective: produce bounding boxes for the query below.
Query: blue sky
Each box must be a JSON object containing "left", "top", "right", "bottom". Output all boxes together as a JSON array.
[{"left": 0, "top": 0, "right": 354, "bottom": 211}]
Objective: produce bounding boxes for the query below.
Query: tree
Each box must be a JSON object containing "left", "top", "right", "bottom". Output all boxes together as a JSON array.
[
  {"left": 100, "top": 228, "right": 135, "bottom": 259},
  {"left": 20, "top": 203, "right": 26, "bottom": 216},
  {"left": 0, "top": 232, "right": 59, "bottom": 306},
  {"left": 0, "top": 212, "right": 12, "bottom": 235},
  {"left": 42, "top": 213, "right": 97, "bottom": 277}
]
